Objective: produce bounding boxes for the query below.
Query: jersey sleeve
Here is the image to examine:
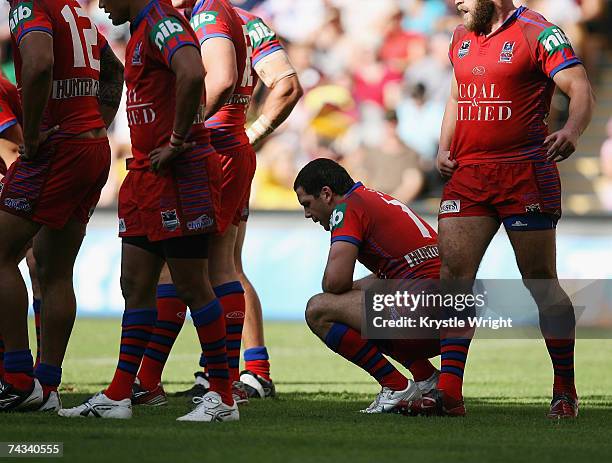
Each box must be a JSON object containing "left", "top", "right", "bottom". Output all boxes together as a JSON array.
[
  {"left": 330, "top": 202, "right": 364, "bottom": 248},
  {"left": 148, "top": 14, "right": 200, "bottom": 68},
  {"left": 9, "top": 1, "right": 53, "bottom": 46},
  {"left": 533, "top": 23, "right": 581, "bottom": 78},
  {"left": 246, "top": 16, "right": 284, "bottom": 66},
  {"left": 189, "top": 2, "right": 233, "bottom": 45},
  {"left": 98, "top": 30, "right": 109, "bottom": 54}
]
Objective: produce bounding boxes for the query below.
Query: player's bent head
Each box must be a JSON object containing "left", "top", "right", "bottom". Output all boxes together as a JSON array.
[
  {"left": 99, "top": 0, "right": 131, "bottom": 26},
  {"left": 294, "top": 158, "right": 355, "bottom": 231}
]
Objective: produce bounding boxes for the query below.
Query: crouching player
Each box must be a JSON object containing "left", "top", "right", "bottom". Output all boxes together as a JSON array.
[
  {"left": 59, "top": 0, "right": 235, "bottom": 422},
  {"left": 294, "top": 159, "right": 442, "bottom": 413}
]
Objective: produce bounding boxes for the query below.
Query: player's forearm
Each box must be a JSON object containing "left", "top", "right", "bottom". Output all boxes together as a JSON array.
[
  {"left": 563, "top": 79, "right": 595, "bottom": 138},
  {"left": 98, "top": 46, "right": 125, "bottom": 128},
  {"left": 203, "top": 74, "right": 236, "bottom": 120},
  {"left": 173, "top": 70, "right": 204, "bottom": 139},
  {"left": 438, "top": 97, "right": 457, "bottom": 152},
  {"left": 247, "top": 75, "right": 303, "bottom": 146},
  {"left": 21, "top": 55, "right": 53, "bottom": 144},
  {"left": 352, "top": 274, "right": 376, "bottom": 290}
]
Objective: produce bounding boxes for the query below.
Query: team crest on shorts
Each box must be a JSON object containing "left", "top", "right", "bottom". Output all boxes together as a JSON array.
[
  {"left": 439, "top": 200, "right": 460, "bottom": 214},
  {"left": 161, "top": 209, "right": 180, "bottom": 232},
  {"left": 499, "top": 41, "right": 515, "bottom": 63},
  {"left": 458, "top": 40, "right": 471, "bottom": 59},
  {"left": 118, "top": 218, "right": 126, "bottom": 233}
]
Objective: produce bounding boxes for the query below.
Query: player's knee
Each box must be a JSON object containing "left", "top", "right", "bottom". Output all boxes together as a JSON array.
[
  {"left": 120, "top": 273, "right": 152, "bottom": 305},
  {"left": 305, "top": 294, "right": 327, "bottom": 330},
  {"left": 440, "top": 262, "right": 476, "bottom": 280}
]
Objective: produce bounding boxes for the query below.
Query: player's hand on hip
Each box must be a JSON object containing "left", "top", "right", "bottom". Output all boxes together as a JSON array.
[
  {"left": 19, "top": 125, "right": 60, "bottom": 161},
  {"left": 437, "top": 150, "right": 457, "bottom": 180},
  {"left": 544, "top": 128, "right": 579, "bottom": 162},
  {"left": 148, "top": 141, "right": 196, "bottom": 174}
]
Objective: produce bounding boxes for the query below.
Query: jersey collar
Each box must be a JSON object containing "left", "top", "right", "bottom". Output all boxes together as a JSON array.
[
  {"left": 344, "top": 182, "right": 363, "bottom": 199},
  {"left": 131, "top": 0, "right": 156, "bottom": 34},
  {"left": 484, "top": 5, "right": 527, "bottom": 38}
]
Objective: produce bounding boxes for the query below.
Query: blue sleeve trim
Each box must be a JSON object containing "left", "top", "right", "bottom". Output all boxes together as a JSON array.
[
  {"left": 0, "top": 119, "right": 18, "bottom": 134},
  {"left": 331, "top": 236, "right": 361, "bottom": 247},
  {"left": 252, "top": 45, "right": 284, "bottom": 66},
  {"left": 199, "top": 33, "right": 232, "bottom": 45},
  {"left": 16, "top": 27, "right": 52, "bottom": 46},
  {"left": 166, "top": 42, "right": 200, "bottom": 66},
  {"left": 549, "top": 57, "right": 582, "bottom": 79}
]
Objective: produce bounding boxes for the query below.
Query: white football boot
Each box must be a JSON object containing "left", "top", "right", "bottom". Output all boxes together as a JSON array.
[
  {"left": 361, "top": 380, "right": 420, "bottom": 414},
  {"left": 58, "top": 392, "right": 132, "bottom": 419},
  {"left": 176, "top": 391, "right": 239, "bottom": 422},
  {"left": 38, "top": 390, "right": 62, "bottom": 412},
  {"left": 415, "top": 370, "right": 440, "bottom": 396}
]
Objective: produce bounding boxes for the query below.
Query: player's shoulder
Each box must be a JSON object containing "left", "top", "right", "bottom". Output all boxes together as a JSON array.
[
  {"left": 451, "top": 24, "right": 471, "bottom": 45},
  {"left": 234, "top": 6, "right": 256, "bottom": 23},
  {"left": 515, "top": 7, "right": 559, "bottom": 37}
]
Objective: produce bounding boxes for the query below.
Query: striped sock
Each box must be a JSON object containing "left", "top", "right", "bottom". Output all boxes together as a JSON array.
[
  {"left": 105, "top": 308, "right": 157, "bottom": 401},
  {"left": 215, "top": 282, "right": 245, "bottom": 383},
  {"left": 0, "top": 336, "right": 4, "bottom": 379},
  {"left": 545, "top": 338, "right": 576, "bottom": 398},
  {"left": 3, "top": 349, "right": 34, "bottom": 390},
  {"left": 137, "top": 285, "right": 186, "bottom": 390},
  {"left": 191, "top": 299, "right": 232, "bottom": 405},
  {"left": 33, "top": 298, "right": 41, "bottom": 368},
  {"left": 34, "top": 362, "right": 61, "bottom": 398},
  {"left": 324, "top": 323, "right": 408, "bottom": 390},
  {"left": 403, "top": 358, "right": 437, "bottom": 382},
  {"left": 437, "top": 338, "right": 471, "bottom": 400},
  {"left": 244, "top": 346, "right": 271, "bottom": 381}
]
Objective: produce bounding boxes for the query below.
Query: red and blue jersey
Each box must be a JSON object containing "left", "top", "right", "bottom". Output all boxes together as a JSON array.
[
  {"left": 124, "top": 0, "right": 212, "bottom": 170},
  {"left": 8, "top": 0, "right": 106, "bottom": 137},
  {"left": 330, "top": 183, "right": 440, "bottom": 280},
  {"left": 0, "top": 75, "right": 21, "bottom": 136},
  {"left": 235, "top": 7, "right": 284, "bottom": 75},
  {"left": 449, "top": 6, "right": 582, "bottom": 164},
  {"left": 190, "top": 0, "right": 253, "bottom": 152}
]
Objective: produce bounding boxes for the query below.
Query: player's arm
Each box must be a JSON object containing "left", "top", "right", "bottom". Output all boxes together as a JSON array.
[
  {"left": 437, "top": 73, "right": 458, "bottom": 179},
  {"left": 322, "top": 242, "right": 359, "bottom": 295},
  {"left": 98, "top": 44, "right": 125, "bottom": 128},
  {"left": 545, "top": 65, "right": 595, "bottom": 162},
  {"left": 353, "top": 274, "right": 376, "bottom": 290},
  {"left": 201, "top": 38, "right": 238, "bottom": 119},
  {"left": 149, "top": 46, "right": 204, "bottom": 172},
  {"left": 18, "top": 32, "right": 56, "bottom": 160},
  {"left": 247, "top": 51, "right": 303, "bottom": 147}
]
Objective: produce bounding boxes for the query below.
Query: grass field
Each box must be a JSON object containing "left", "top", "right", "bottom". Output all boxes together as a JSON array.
[{"left": 2, "top": 319, "right": 612, "bottom": 462}]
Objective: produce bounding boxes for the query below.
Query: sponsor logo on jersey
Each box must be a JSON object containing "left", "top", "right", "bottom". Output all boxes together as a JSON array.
[
  {"left": 186, "top": 214, "right": 214, "bottom": 231},
  {"left": 472, "top": 65, "right": 486, "bottom": 76},
  {"left": 118, "top": 218, "right": 126, "bottom": 233},
  {"left": 525, "top": 203, "right": 541, "bottom": 213},
  {"left": 499, "top": 41, "right": 515, "bottom": 63},
  {"left": 150, "top": 17, "right": 185, "bottom": 51},
  {"left": 132, "top": 42, "right": 143, "bottom": 65},
  {"left": 457, "top": 83, "right": 512, "bottom": 122},
  {"left": 190, "top": 11, "right": 218, "bottom": 30},
  {"left": 9, "top": 2, "right": 33, "bottom": 34},
  {"left": 458, "top": 40, "right": 471, "bottom": 59},
  {"left": 537, "top": 26, "right": 572, "bottom": 55},
  {"left": 126, "top": 90, "right": 156, "bottom": 126},
  {"left": 4, "top": 197, "right": 31, "bottom": 212},
  {"left": 161, "top": 209, "right": 180, "bottom": 231},
  {"left": 330, "top": 203, "right": 346, "bottom": 231},
  {"left": 404, "top": 245, "right": 439, "bottom": 268},
  {"left": 439, "top": 200, "right": 460, "bottom": 214},
  {"left": 246, "top": 18, "right": 275, "bottom": 49},
  {"left": 52, "top": 78, "right": 99, "bottom": 100}
]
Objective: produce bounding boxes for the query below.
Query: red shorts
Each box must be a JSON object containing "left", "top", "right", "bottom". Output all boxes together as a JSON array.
[
  {"left": 439, "top": 162, "right": 562, "bottom": 221},
  {"left": 0, "top": 138, "right": 110, "bottom": 228},
  {"left": 118, "top": 151, "right": 221, "bottom": 242},
  {"left": 217, "top": 145, "right": 256, "bottom": 233},
  {"left": 376, "top": 338, "right": 440, "bottom": 364}
]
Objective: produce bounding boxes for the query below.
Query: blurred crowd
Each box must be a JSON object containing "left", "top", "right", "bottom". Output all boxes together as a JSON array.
[{"left": 0, "top": 0, "right": 610, "bottom": 211}]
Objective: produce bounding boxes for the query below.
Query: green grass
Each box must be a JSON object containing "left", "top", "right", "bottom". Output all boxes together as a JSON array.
[{"left": 2, "top": 319, "right": 612, "bottom": 462}]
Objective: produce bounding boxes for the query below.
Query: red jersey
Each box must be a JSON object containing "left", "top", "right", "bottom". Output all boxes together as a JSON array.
[
  {"left": 449, "top": 6, "right": 581, "bottom": 164},
  {"left": 8, "top": 0, "right": 106, "bottom": 137},
  {"left": 0, "top": 75, "right": 21, "bottom": 135},
  {"left": 190, "top": 0, "right": 253, "bottom": 151},
  {"left": 125, "top": 0, "right": 212, "bottom": 170},
  {"left": 330, "top": 183, "right": 440, "bottom": 279}
]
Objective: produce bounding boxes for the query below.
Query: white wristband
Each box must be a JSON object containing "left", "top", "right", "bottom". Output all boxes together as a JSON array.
[{"left": 247, "top": 114, "right": 275, "bottom": 145}]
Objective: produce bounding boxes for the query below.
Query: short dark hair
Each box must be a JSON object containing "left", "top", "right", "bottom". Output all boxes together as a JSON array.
[{"left": 293, "top": 158, "right": 355, "bottom": 196}]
